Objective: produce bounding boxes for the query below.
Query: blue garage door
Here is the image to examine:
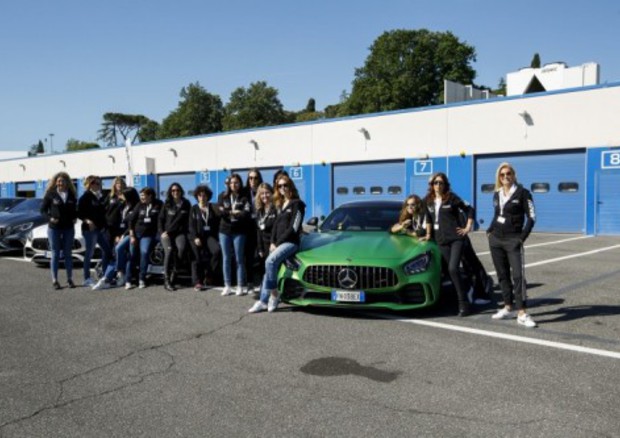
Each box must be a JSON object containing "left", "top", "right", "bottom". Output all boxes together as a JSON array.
[
  {"left": 333, "top": 161, "right": 405, "bottom": 208},
  {"left": 476, "top": 151, "right": 586, "bottom": 233},
  {"left": 157, "top": 173, "right": 198, "bottom": 205},
  {"left": 596, "top": 169, "right": 620, "bottom": 235}
]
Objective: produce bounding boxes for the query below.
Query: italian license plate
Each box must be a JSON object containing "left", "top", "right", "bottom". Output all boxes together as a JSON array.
[
  {"left": 147, "top": 265, "right": 164, "bottom": 275},
  {"left": 331, "top": 290, "right": 365, "bottom": 303},
  {"left": 44, "top": 251, "right": 63, "bottom": 258}
]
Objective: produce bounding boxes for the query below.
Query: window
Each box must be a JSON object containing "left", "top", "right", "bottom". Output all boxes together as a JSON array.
[
  {"left": 336, "top": 187, "right": 348, "bottom": 195},
  {"left": 558, "top": 182, "right": 579, "bottom": 193},
  {"left": 531, "top": 183, "right": 550, "bottom": 193},
  {"left": 481, "top": 184, "right": 495, "bottom": 193},
  {"left": 370, "top": 186, "right": 383, "bottom": 195},
  {"left": 387, "top": 186, "right": 402, "bottom": 195},
  {"left": 353, "top": 186, "right": 365, "bottom": 195}
]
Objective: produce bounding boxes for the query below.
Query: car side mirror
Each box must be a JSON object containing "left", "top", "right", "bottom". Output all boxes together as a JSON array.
[{"left": 306, "top": 217, "right": 319, "bottom": 227}]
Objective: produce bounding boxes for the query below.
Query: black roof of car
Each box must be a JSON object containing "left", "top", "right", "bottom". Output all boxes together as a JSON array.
[{"left": 337, "top": 200, "right": 402, "bottom": 208}]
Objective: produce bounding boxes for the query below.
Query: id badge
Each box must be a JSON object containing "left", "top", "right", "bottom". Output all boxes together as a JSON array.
[
  {"left": 120, "top": 223, "right": 126, "bottom": 229},
  {"left": 260, "top": 224, "right": 265, "bottom": 231},
  {"left": 203, "top": 225, "right": 210, "bottom": 231},
  {"left": 434, "top": 223, "right": 439, "bottom": 230},
  {"left": 144, "top": 217, "right": 151, "bottom": 223},
  {"left": 497, "top": 216, "right": 506, "bottom": 224}
]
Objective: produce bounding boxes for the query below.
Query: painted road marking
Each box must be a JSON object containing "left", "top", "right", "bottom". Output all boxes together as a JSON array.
[
  {"left": 477, "top": 235, "right": 592, "bottom": 256},
  {"left": 376, "top": 315, "right": 620, "bottom": 360}
]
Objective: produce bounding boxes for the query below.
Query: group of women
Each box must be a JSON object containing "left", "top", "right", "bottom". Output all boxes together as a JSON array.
[
  {"left": 391, "top": 162, "right": 536, "bottom": 328},
  {"left": 40, "top": 169, "right": 306, "bottom": 314},
  {"left": 41, "top": 161, "right": 535, "bottom": 325}
]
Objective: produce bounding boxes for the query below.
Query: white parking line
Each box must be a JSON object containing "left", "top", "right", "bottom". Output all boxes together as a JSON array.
[
  {"left": 477, "top": 235, "right": 592, "bottom": 256},
  {"left": 4, "top": 257, "right": 28, "bottom": 262},
  {"left": 488, "top": 244, "right": 620, "bottom": 276},
  {"left": 377, "top": 315, "right": 620, "bottom": 360}
]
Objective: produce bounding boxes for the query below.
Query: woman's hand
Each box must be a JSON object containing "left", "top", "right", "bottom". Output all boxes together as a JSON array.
[
  {"left": 456, "top": 226, "right": 471, "bottom": 236},
  {"left": 50, "top": 218, "right": 59, "bottom": 224},
  {"left": 194, "top": 238, "right": 202, "bottom": 247},
  {"left": 269, "top": 243, "right": 277, "bottom": 253},
  {"left": 161, "top": 231, "right": 168, "bottom": 239}
]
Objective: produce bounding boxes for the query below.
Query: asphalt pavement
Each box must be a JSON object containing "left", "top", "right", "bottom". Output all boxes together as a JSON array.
[{"left": 1, "top": 233, "right": 619, "bottom": 437}]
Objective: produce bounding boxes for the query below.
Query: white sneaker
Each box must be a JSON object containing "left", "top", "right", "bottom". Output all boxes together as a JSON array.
[
  {"left": 235, "top": 286, "right": 247, "bottom": 296},
  {"left": 221, "top": 286, "right": 234, "bottom": 296},
  {"left": 92, "top": 278, "right": 110, "bottom": 290},
  {"left": 116, "top": 273, "right": 125, "bottom": 285},
  {"left": 492, "top": 308, "right": 516, "bottom": 320},
  {"left": 83, "top": 278, "right": 95, "bottom": 288},
  {"left": 138, "top": 280, "right": 146, "bottom": 289},
  {"left": 517, "top": 313, "right": 537, "bottom": 328},
  {"left": 248, "top": 301, "right": 268, "bottom": 313},
  {"left": 267, "top": 294, "right": 279, "bottom": 312},
  {"left": 125, "top": 282, "right": 134, "bottom": 290}
]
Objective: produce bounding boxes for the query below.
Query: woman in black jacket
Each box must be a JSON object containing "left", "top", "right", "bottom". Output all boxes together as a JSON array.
[
  {"left": 40, "top": 171, "right": 78, "bottom": 289},
  {"left": 253, "top": 183, "right": 277, "bottom": 290},
  {"left": 424, "top": 172, "right": 474, "bottom": 316},
  {"left": 129, "top": 187, "right": 163, "bottom": 289},
  {"left": 249, "top": 175, "right": 305, "bottom": 313},
  {"left": 488, "top": 162, "right": 537, "bottom": 328},
  {"left": 188, "top": 185, "right": 221, "bottom": 291},
  {"left": 104, "top": 176, "right": 127, "bottom": 247},
  {"left": 158, "top": 182, "right": 191, "bottom": 291},
  {"left": 243, "top": 168, "right": 263, "bottom": 296},
  {"left": 78, "top": 175, "right": 113, "bottom": 288}
]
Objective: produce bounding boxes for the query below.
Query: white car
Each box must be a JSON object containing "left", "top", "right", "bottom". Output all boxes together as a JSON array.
[{"left": 23, "top": 220, "right": 101, "bottom": 265}]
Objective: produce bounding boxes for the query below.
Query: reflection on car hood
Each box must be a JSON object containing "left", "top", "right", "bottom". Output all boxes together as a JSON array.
[
  {"left": 30, "top": 220, "right": 83, "bottom": 239},
  {"left": 0, "top": 212, "right": 45, "bottom": 227},
  {"left": 299, "top": 231, "right": 428, "bottom": 262}
]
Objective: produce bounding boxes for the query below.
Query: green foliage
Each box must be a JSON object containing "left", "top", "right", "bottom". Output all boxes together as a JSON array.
[
  {"left": 138, "top": 119, "right": 160, "bottom": 142},
  {"left": 66, "top": 138, "right": 100, "bottom": 151},
  {"left": 305, "top": 98, "right": 316, "bottom": 113},
  {"left": 342, "top": 29, "right": 477, "bottom": 115},
  {"left": 159, "top": 82, "right": 223, "bottom": 140},
  {"left": 28, "top": 140, "right": 45, "bottom": 156},
  {"left": 530, "top": 53, "right": 541, "bottom": 68},
  {"left": 98, "top": 113, "right": 157, "bottom": 147},
  {"left": 223, "top": 81, "right": 287, "bottom": 131},
  {"left": 494, "top": 77, "right": 507, "bottom": 95}
]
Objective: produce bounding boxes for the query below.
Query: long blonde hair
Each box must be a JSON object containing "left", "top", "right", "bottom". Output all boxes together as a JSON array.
[
  {"left": 254, "top": 183, "right": 274, "bottom": 212},
  {"left": 273, "top": 175, "right": 300, "bottom": 209},
  {"left": 494, "top": 162, "right": 518, "bottom": 191},
  {"left": 110, "top": 176, "right": 127, "bottom": 198},
  {"left": 45, "top": 172, "right": 77, "bottom": 198}
]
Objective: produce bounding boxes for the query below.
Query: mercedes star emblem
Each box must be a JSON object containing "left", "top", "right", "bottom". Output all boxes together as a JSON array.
[{"left": 337, "top": 268, "right": 358, "bottom": 289}]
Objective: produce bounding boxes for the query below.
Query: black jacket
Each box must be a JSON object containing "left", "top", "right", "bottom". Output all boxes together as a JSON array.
[
  {"left": 158, "top": 198, "right": 191, "bottom": 236},
  {"left": 256, "top": 205, "right": 278, "bottom": 255},
  {"left": 188, "top": 203, "right": 220, "bottom": 241},
  {"left": 487, "top": 184, "right": 535, "bottom": 241},
  {"left": 130, "top": 200, "right": 163, "bottom": 238},
  {"left": 271, "top": 199, "right": 306, "bottom": 247},
  {"left": 105, "top": 195, "right": 126, "bottom": 236},
  {"left": 77, "top": 191, "right": 107, "bottom": 232},
  {"left": 217, "top": 192, "right": 251, "bottom": 235},
  {"left": 425, "top": 193, "right": 474, "bottom": 245},
  {"left": 40, "top": 190, "right": 78, "bottom": 230}
]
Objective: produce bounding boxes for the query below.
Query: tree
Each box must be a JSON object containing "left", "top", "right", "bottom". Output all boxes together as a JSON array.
[
  {"left": 66, "top": 138, "right": 100, "bottom": 151},
  {"left": 494, "top": 77, "right": 507, "bottom": 96},
  {"left": 97, "top": 113, "right": 158, "bottom": 147},
  {"left": 223, "top": 81, "right": 287, "bottom": 131},
  {"left": 158, "top": 82, "right": 223, "bottom": 140},
  {"left": 342, "top": 29, "right": 477, "bottom": 115},
  {"left": 530, "top": 53, "right": 541, "bottom": 68},
  {"left": 305, "top": 98, "right": 316, "bottom": 113},
  {"left": 28, "top": 140, "right": 45, "bottom": 156}
]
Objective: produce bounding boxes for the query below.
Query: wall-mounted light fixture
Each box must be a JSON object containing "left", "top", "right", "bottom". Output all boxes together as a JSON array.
[
  {"left": 459, "top": 151, "right": 467, "bottom": 158},
  {"left": 168, "top": 148, "right": 178, "bottom": 158},
  {"left": 108, "top": 155, "right": 116, "bottom": 164},
  {"left": 249, "top": 140, "right": 259, "bottom": 161},
  {"left": 59, "top": 160, "right": 66, "bottom": 167},
  {"left": 518, "top": 110, "right": 534, "bottom": 126},
  {"left": 18, "top": 163, "right": 26, "bottom": 171},
  {"left": 358, "top": 127, "right": 370, "bottom": 140}
]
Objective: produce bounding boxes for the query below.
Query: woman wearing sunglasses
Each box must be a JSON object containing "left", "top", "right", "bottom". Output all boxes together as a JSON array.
[
  {"left": 391, "top": 194, "right": 428, "bottom": 239},
  {"left": 487, "top": 162, "right": 537, "bottom": 328},
  {"left": 249, "top": 175, "right": 305, "bottom": 313},
  {"left": 424, "top": 172, "right": 474, "bottom": 316},
  {"left": 159, "top": 182, "right": 191, "bottom": 291}
]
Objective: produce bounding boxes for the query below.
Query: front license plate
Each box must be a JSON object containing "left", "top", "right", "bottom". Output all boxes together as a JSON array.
[
  {"left": 147, "top": 265, "right": 164, "bottom": 275},
  {"left": 331, "top": 290, "right": 365, "bottom": 303},
  {"left": 43, "top": 251, "right": 63, "bottom": 258}
]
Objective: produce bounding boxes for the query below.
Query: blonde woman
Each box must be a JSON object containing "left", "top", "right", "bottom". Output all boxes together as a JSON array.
[
  {"left": 105, "top": 176, "right": 127, "bottom": 245},
  {"left": 391, "top": 195, "right": 428, "bottom": 239},
  {"left": 488, "top": 162, "right": 537, "bottom": 328},
  {"left": 40, "top": 172, "right": 78, "bottom": 289},
  {"left": 254, "top": 183, "right": 277, "bottom": 290}
]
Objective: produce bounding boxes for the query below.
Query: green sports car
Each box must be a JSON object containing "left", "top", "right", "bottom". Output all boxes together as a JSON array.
[{"left": 278, "top": 201, "right": 442, "bottom": 311}]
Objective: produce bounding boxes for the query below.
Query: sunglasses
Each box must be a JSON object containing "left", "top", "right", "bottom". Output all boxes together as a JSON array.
[
  {"left": 432, "top": 180, "right": 445, "bottom": 186},
  {"left": 500, "top": 172, "right": 513, "bottom": 178},
  {"left": 248, "top": 176, "right": 259, "bottom": 180},
  {"left": 406, "top": 203, "right": 417, "bottom": 208},
  {"left": 171, "top": 188, "right": 181, "bottom": 192},
  {"left": 278, "top": 184, "right": 289, "bottom": 189}
]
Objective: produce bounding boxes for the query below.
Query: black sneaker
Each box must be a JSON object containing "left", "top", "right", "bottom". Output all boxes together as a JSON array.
[
  {"left": 164, "top": 281, "right": 176, "bottom": 292},
  {"left": 53, "top": 281, "right": 61, "bottom": 290},
  {"left": 67, "top": 280, "right": 76, "bottom": 289}
]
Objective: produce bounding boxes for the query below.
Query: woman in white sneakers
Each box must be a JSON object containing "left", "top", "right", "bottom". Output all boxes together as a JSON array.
[{"left": 487, "top": 162, "right": 537, "bottom": 328}]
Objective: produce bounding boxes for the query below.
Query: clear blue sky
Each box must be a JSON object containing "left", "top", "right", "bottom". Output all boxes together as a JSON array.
[{"left": 1, "top": 0, "right": 619, "bottom": 152}]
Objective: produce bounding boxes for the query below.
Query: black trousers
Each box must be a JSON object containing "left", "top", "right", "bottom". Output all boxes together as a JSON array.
[
  {"left": 488, "top": 234, "right": 527, "bottom": 310},
  {"left": 189, "top": 236, "right": 221, "bottom": 285},
  {"left": 244, "top": 228, "right": 258, "bottom": 286},
  {"left": 438, "top": 239, "right": 468, "bottom": 305},
  {"left": 161, "top": 233, "right": 187, "bottom": 280}
]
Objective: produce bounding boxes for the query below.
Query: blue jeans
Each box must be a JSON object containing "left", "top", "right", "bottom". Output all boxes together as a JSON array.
[
  {"left": 104, "top": 235, "right": 132, "bottom": 282},
  {"left": 48, "top": 227, "right": 75, "bottom": 281},
  {"left": 83, "top": 229, "right": 113, "bottom": 280},
  {"left": 219, "top": 232, "right": 246, "bottom": 287},
  {"left": 130, "top": 236, "right": 155, "bottom": 281},
  {"left": 259, "top": 242, "right": 298, "bottom": 304}
]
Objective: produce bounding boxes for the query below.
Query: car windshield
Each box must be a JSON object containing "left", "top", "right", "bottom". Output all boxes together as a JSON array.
[
  {"left": 0, "top": 198, "right": 24, "bottom": 212},
  {"left": 320, "top": 204, "right": 401, "bottom": 232},
  {"left": 7, "top": 198, "right": 42, "bottom": 213}
]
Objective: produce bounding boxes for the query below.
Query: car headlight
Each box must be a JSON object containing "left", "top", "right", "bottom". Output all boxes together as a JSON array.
[
  {"left": 284, "top": 256, "right": 302, "bottom": 271},
  {"left": 403, "top": 252, "right": 431, "bottom": 275},
  {"left": 13, "top": 222, "right": 34, "bottom": 233}
]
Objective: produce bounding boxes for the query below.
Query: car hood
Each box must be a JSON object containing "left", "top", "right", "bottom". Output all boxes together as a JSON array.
[
  {"left": 299, "top": 231, "right": 430, "bottom": 262},
  {"left": 30, "top": 220, "right": 83, "bottom": 239},
  {"left": 0, "top": 212, "right": 45, "bottom": 227}
]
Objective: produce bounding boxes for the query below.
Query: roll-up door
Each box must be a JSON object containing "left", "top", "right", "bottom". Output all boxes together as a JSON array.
[
  {"left": 476, "top": 151, "right": 586, "bottom": 233},
  {"left": 333, "top": 161, "right": 405, "bottom": 208},
  {"left": 596, "top": 169, "right": 620, "bottom": 235},
  {"left": 157, "top": 173, "right": 198, "bottom": 205}
]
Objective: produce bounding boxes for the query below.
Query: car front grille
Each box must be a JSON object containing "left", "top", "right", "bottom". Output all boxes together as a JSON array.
[
  {"left": 302, "top": 265, "right": 398, "bottom": 290},
  {"left": 32, "top": 238, "right": 82, "bottom": 251}
]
